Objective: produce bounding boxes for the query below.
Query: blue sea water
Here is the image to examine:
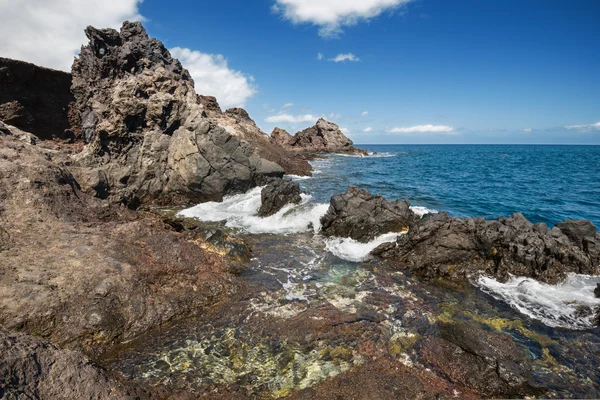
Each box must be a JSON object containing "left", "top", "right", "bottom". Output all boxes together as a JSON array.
[{"left": 301, "top": 145, "right": 600, "bottom": 227}]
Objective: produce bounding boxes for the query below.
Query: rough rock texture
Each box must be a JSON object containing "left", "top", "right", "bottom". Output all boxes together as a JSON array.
[
  {"left": 320, "top": 186, "right": 419, "bottom": 242},
  {"left": 0, "top": 328, "right": 148, "bottom": 399},
  {"left": 0, "top": 57, "right": 79, "bottom": 141},
  {"left": 418, "top": 322, "right": 546, "bottom": 397},
  {"left": 70, "top": 22, "right": 284, "bottom": 205},
  {"left": 381, "top": 211, "right": 600, "bottom": 283},
  {"left": 0, "top": 131, "right": 241, "bottom": 357},
  {"left": 258, "top": 178, "right": 302, "bottom": 217},
  {"left": 199, "top": 97, "right": 312, "bottom": 177},
  {"left": 272, "top": 118, "right": 368, "bottom": 155}
]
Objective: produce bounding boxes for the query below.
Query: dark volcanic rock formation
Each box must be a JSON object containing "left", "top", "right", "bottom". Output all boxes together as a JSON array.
[
  {"left": 382, "top": 211, "right": 600, "bottom": 283},
  {"left": 0, "top": 130, "right": 241, "bottom": 357},
  {"left": 70, "top": 21, "right": 284, "bottom": 204},
  {"left": 0, "top": 57, "right": 79, "bottom": 142},
  {"left": 272, "top": 118, "right": 368, "bottom": 155},
  {"left": 320, "top": 186, "right": 419, "bottom": 242},
  {"left": 0, "top": 329, "right": 146, "bottom": 399},
  {"left": 258, "top": 178, "right": 302, "bottom": 217}
]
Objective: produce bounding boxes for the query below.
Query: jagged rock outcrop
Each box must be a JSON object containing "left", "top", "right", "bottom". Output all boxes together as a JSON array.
[
  {"left": 0, "top": 329, "right": 147, "bottom": 399},
  {"left": 320, "top": 186, "right": 419, "bottom": 242},
  {"left": 200, "top": 97, "right": 313, "bottom": 176},
  {"left": 258, "top": 178, "right": 302, "bottom": 217},
  {"left": 0, "top": 131, "right": 241, "bottom": 357},
  {"left": 70, "top": 21, "right": 284, "bottom": 205},
  {"left": 272, "top": 118, "right": 368, "bottom": 155},
  {"left": 379, "top": 211, "right": 600, "bottom": 283},
  {"left": 0, "top": 57, "right": 79, "bottom": 141}
]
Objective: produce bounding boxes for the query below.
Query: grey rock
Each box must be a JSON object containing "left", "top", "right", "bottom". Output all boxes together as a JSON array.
[
  {"left": 258, "top": 178, "right": 302, "bottom": 217},
  {"left": 320, "top": 186, "right": 418, "bottom": 243},
  {"left": 556, "top": 219, "right": 597, "bottom": 248}
]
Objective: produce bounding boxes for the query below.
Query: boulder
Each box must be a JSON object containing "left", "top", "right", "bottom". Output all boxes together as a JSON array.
[
  {"left": 0, "top": 57, "right": 79, "bottom": 141},
  {"left": 70, "top": 21, "right": 284, "bottom": 205},
  {"left": 320, "top": 186, "right": 418, "bottom": 242},
  {"left": 272, "top": 118, "right": 368, "bottom": 155},
  {"left": 0, "top": 329, "right": 146, "bottom": 399},
  {"left": 258, "top": 178, "right": 302, "bottom": 217}
]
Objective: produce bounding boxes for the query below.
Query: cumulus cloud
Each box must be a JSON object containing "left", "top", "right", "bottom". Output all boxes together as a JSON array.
[
  {"left": 0, "top": 0, "right": 143, "bottom": 71},
  {"left": 361, "top": 111, "right": 369, "bottom": 116},
  {"left": 265, "top": 114, "right": 317, "bottom": 124},
  {"left": 273, "top": 0, "right": 413, "bottom": 38},
  {"left": 564, "top": 122, "right": 600, "bottom": 131},
  {"left": 387, "top": 125, "right": 455, "bottom": 134},
  {"left": 340, "top": 127, "right": 350, "bottom": 133},
  {"left": 317, "top": 52, "right": 325, "bottom": 60},
  {"left": 363, "top": 127, "right": 372, "bottom": 132},
  {"left": 329, "top": 53, "right": 360, "bottom": 62},
  {"left": 170, "top": 47, "right": 257, "bottom": 109}
]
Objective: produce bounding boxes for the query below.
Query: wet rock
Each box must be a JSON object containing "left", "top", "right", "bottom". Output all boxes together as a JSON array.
[
  {"left": 0, "top": 57, "right": 79, "bottom": 142},
  {"left": 272, "top": 118, "right": 368, "bottom": 155},
  {"left": 595, "top": 283, "right": 600, "bottom": 298},
  {"left": 320, "top": 186, "right": 418, "bottom": 243},
  {"left": 0, "top": 328, "right": 146, "bottom": 399},
  {"left": 418, "top": 322, "right": 547, "bottom": 397},
  {"left": 258, "top": 178, "right": 302, "bottom": 217},
  {"left": 392, "top": 211, "right": 599, "bottom": 283},
  {"left": 70, "top": 21, "right": 284, "bottom": 205}
]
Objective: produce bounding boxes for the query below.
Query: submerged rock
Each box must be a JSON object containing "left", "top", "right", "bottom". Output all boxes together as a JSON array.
[
  {"left": 272, "top": 118, "right": 368, "bottom": 155},
  {"left": 320, "top": 186, "right": 418, "bottom": 242},
  {"left": 595, "top": 283, "right": 600, "bottom": 298},
  {"left": 0, "top": 328, "right": 146, "bottom": 399},
  {"left": 70, "top": 21, "right": 283, "bottom": 205},
  {"left": 258, "top": 178, "right": 302, "bottom": 217}
]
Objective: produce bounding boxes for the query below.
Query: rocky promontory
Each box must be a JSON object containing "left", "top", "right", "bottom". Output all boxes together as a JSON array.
[{"left": 272, "top": 118, "right": 368, "bottom": 155}]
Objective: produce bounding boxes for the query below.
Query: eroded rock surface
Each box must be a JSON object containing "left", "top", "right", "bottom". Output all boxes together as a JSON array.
[
  {"left": 272, "top": 118, "right": 368, "bottom": 155},
  {"left": 70, "top": 21, "right": 283, "bottom": 205},
  {"left": 258, "top": 178, "right": 302, "bottom": 217},
  {"left": 320, "top": 186, "right": 419, "bottom": 242}
]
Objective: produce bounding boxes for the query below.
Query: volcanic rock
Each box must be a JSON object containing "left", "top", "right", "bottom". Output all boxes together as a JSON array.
[
  {"left": 595, "top": 283, "right": 600, "bottom": 298},
  {"left": 70, "top": 21, "right": 284, "bottom": 205},
  {"left": 0, "top": 57, "right": 79, "bottom": 141},
  {"left": 320, "top": 186, "right": 419, "bottom": 242},
  {"left": 272, "top": 118, "right": 368, "bottom": 155},
  {"left": 258, "top": 178, "right": 302, "bottom": 217}
]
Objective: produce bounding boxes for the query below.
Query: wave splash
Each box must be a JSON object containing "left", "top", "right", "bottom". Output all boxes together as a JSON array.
[
  {"left": 475, "top": 274, "right": 600, "bottom": 330},
  {"left": 324, "top": 232, "right": 404, "bottom": 262},
  {"left": 178, "top": 187, "right": 329, "bottom": 234}
]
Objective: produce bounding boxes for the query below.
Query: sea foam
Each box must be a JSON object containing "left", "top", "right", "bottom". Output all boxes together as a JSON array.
[
  {"left": 324, "top": 232, "right": 404, "bottom": 262},
  {"left": 475, "top": 274, "right": 600, "bottom": 330}
]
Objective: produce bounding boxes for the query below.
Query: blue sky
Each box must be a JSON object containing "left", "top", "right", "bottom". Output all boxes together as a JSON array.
[{"left": 2, "top": 0, "right": 599, "bottom": 143}]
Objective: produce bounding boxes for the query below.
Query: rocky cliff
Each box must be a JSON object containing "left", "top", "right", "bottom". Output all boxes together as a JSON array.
[
  {"left": 70, "top": 21, "right": 284, "bottom": 205},
  {"left": 272, "top": 118, "right": 368, "bottom": 155}
]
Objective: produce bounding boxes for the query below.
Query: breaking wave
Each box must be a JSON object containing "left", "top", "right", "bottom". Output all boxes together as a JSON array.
[{"left": 324, "top": 232, "right": 404, "bottom": 262}]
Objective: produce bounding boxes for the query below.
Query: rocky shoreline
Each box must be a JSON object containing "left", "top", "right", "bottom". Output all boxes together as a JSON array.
[{"left": 1, "top": 21, "right": 599, "bottom": 399}]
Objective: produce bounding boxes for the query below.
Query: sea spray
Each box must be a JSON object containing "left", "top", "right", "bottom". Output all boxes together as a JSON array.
[{"left": 324, "top": 232, "right": 404, "bottom": 262}]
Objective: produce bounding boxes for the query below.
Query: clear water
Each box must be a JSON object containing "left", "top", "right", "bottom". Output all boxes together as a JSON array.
[{"left": 304, "top": 145, "right": 600, "bottom": 227}]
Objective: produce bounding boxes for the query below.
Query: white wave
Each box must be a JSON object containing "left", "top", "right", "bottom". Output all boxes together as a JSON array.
[
  {"left": 324, "top": 232, "right": 404, "bottom": 262},
  {"left": 285, "top": 174, "right": 312, "bottom": 180},
  {"left": 475, "top": 274, "right": 600, "bottom": 330},
  {"left": 367, "top": 152, "right": 398, "bottom": 158},
  {"left": 178, "top": 187, "right": 329, "bottom": 234},
  {"left": 411, "top": 206, "right": 438, "bottom": 217}
]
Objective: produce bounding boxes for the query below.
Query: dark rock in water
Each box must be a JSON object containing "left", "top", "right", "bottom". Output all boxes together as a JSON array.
[
  {"left": 392, "top": 211, "right": 599, "bottom": 283},
  {"left": 272, "top": 118, "right": 368, "bottom": 155},
  {"left": 204, "top": 229, "right": 252, "bottom": 265},
  {"left": 595, "top": 283, "right": 600, "bottom": 298},
  {"left": 0, "top": 328, "right": 145, "bottom": 399},
  {"left": 258, "top": 178, "right": 302, "bottom": 217},
  {"left": 418, "top": 322, "right": 547, "bottom": 397},
  {"left": 320, "top": 186, "right": 418, "bottom": 243},
  {"left": 70, "top": 21, "right": 283, "bottom": 205},
  {"left": 0, "top": 57, "right": 80, "bottom": 142}
]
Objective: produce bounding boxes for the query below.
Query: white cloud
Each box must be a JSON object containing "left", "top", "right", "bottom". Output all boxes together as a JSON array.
[
  {"left": 363, "top": 127, "right": 372, "bottom": 132},
  {"left": 361, "top": 111, "right": 369, "bottom": 116},
  {"left": 265, "top": 114, "right": 317, "bottom": 124},
  {"left": 170, "top": 47, "right": 257, "bottom": 109},
  {"left": 0, "top": 0, "right": 143, "bottom": 71},
  {"left": 523, "top": 128, "right": 532, "bottom": 133},
  {"left": 274, "top": 0, "right": 413, "bottom": 38},
  {"left": 329, "top": 53, "right": 360, "bottom": 62},
  {"left": 565, "top": 122, "right": 600, "bottom": 131},
  {"left": 317, "top": 52, "right": 325, "bottom": 60},
  {"left": 328, "top": 113, "right": 341, "bottom": 120},
  {"left": 340, "top": 127, "right": 350, "bottom": 133},
  {"left": 387, "top": 125, "right": 455, "bottom": 134},
  {"left": 282, "top": 103, "right": 294, "bottom": 108}
]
